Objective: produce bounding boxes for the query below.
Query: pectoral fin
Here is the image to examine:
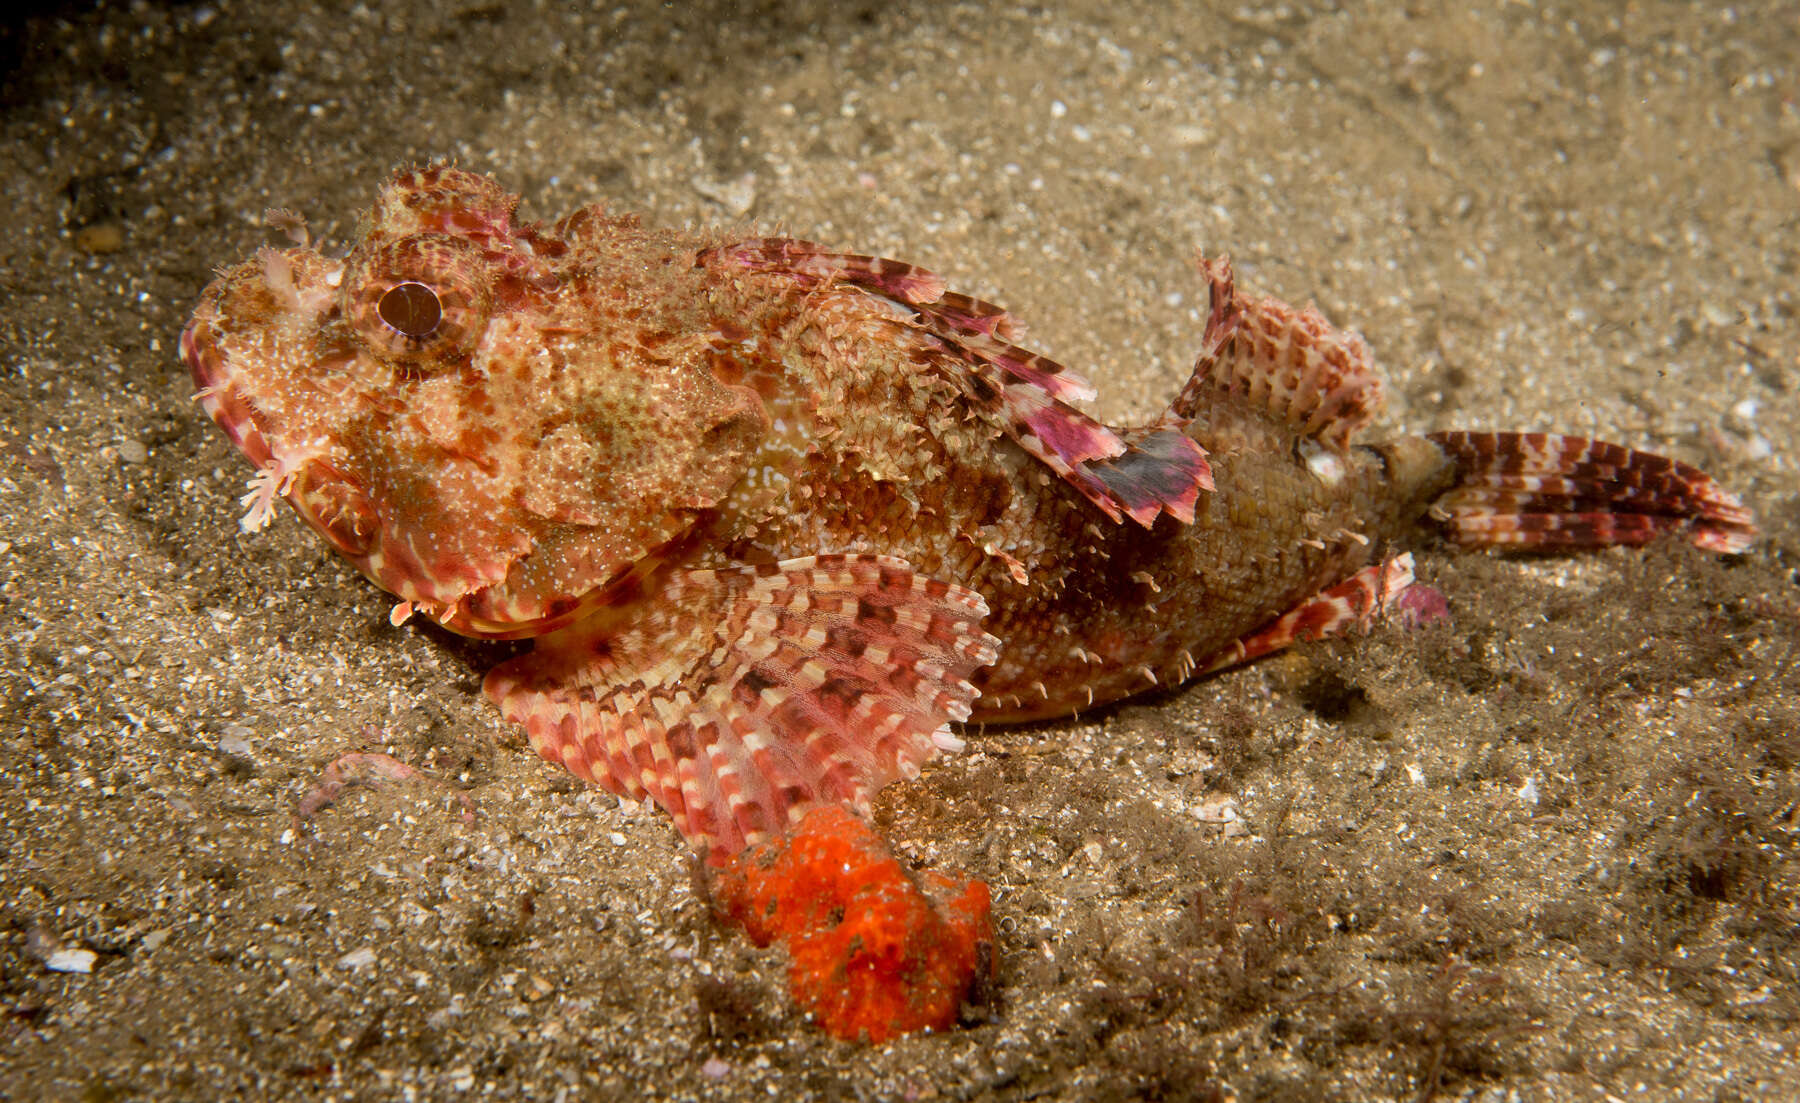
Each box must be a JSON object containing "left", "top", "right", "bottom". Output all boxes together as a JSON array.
[{"left": 483, "top": 555, "right": 1000, "bottom": 859}]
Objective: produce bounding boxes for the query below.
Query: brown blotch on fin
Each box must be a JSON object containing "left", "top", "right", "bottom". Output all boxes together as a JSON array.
[
  {"left": 1166, "top": 254, "right": 1385, "bottom": 451},
  {"left": 1073, "top": 427, "right": 1213, "bottom": 526},
  {"left": 483, "top": 554, "right": 1000, "bottom": 860},
  {"left": 1426, "top": 431, "right": 1756, "bottom": 554}
]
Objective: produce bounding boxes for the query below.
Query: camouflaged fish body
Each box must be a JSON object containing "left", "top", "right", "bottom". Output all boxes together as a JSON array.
[{"left": 183, "top": 165, "right": 1755, "bottom": 858}]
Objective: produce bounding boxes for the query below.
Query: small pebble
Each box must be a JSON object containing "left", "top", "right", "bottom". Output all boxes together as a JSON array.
[
  {"left": 1194, "top": 794, "right": 1241, "bottom": 824},
  {"left": 218, "top": 725, "right": 256, "bottom": 758},
  {"left": 47, "top": 948, "right": 98, "bottom": 974},
  {"left": 73, "top": 222, "right": 126, "bottom": 254},
  {"left": 691, "top": 173, "right": 757, "bottom": 216}
]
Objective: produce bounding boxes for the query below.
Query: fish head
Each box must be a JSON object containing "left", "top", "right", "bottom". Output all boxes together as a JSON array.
[{"left": 182, "top": 164, "right": 767, "bottom": 638}]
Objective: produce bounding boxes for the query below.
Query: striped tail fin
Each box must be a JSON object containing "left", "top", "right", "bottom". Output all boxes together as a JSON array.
[{"left": 1426, "top": 432, "right": 1756, "bottom": 554}]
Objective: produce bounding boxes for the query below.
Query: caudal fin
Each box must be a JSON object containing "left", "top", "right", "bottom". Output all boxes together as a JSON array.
[{"left": 1426, "top": 432, "right": 1756, "bottom": 554}]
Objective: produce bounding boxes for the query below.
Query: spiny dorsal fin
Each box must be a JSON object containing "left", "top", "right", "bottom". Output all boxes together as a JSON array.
[
  {"left": 1166, "top": 255, "right": 1384, "bottom": 451},
  {"left": 483, "top": 555, "right": 1000, "bottom": 859},
  {"left": 705, "top": 238, "right": 1212, "bottom": 526}
]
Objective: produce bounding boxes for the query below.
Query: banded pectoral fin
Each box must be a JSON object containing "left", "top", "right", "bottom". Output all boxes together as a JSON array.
[{"left": 483, "top": 555, "right": 1000, "bottom": 860}]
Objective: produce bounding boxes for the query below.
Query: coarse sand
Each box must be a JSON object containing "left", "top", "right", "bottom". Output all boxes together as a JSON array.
[{"left": 2, "top": 2, "right": 1797, "bottom": 1099}]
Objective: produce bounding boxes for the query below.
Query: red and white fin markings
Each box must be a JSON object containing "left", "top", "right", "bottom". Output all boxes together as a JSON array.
[
  {"left": 1200, "top": 553, "right": 1418, "bottom": 675},
  {"left": 1428, "top": 431, "right": 1756, "bottom": 554},
  {"left": 483, "top": 554, "right": 1000, "bottom": 860},
  {"left": 1167, "top": 255, "right": 1385, "bottom": 451}
]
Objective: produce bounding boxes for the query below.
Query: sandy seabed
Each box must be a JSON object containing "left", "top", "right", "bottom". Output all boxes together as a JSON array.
[{"left": 2, "top": 2, "right": 1797, "bottom": 1099}]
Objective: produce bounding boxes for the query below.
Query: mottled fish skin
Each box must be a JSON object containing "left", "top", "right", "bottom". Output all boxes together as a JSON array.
[{"left": 182, "top": 164, "right": 1755, "bottom": 856}]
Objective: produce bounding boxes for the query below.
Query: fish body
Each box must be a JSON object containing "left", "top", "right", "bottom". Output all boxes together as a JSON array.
[{"left": 182, "top": 165, "right": 1754, "bottom": 860}]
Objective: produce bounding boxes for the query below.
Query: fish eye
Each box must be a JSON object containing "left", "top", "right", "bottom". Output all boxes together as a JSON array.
[
  {"left": 346, "top": 234, "right": 491, "bottom": 367},
  {"left": 377, "top": 281, "right": 443, "bottom": 339}
]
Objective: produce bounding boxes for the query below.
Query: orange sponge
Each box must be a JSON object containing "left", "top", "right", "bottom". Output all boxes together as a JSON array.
[{"left": 712, "top": 805, "right": 993, "bottom": 1042}]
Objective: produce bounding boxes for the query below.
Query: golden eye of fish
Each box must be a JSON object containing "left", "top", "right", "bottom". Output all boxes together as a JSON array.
[{"left": 346, "top": 234, "right": 492, "bottom": 367}]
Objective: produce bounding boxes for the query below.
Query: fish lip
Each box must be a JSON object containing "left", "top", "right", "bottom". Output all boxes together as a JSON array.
[
  {"left": 181, "top": 310, "right": 231, "bottom": 398},
  {"left": 180, "top": 316, "right": 214, "bottom": 391},
  {"left": 183, "top": 309, "right": 277, "bottom": 470}
]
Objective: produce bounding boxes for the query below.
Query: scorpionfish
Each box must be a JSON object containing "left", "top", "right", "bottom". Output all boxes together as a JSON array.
[{"left": 183, "top": 164, "right": 1756, "bottom": 1039}]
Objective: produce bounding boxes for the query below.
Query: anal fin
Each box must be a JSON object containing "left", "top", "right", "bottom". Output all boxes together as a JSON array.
[
  {"left": 484, "top": 555, "right": 1000, "bottom": 859},
  {"left": 1200, "top": 554, "right": 1417, "bottom": 675}
]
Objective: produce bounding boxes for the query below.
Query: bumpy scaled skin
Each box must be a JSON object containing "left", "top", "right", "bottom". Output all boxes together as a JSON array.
[{"left": 184, "top": 165, "right": 1755, "bottom": 1037}]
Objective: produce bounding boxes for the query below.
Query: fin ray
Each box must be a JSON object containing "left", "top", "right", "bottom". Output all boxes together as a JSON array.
[
  {"left": 1167, "top": 255, "right": 1384, "bottom": 450},
  {"left": 1200, "top": 554, "right": 1418, "bottom": 674},
  {"left": 705, "top": 237, "right": 1212, "bottom": 527},
  {"left": 484, "top": 555, "right": 999, "bottom": 858},
  {"left": 1427, "top": 432, "right": 1756, "bottom": 553}
]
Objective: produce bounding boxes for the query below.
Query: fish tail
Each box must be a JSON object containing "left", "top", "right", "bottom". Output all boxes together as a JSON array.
[{"left": 1425, "top": 431, "right": 1756, "bottom": 554}]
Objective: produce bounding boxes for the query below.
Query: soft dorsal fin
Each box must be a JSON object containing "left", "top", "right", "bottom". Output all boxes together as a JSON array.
[
  {"left": 1165, "top": 255, "right": 1384, "bottom": 451},
  {"left": 705, "top": 238, "right": 1212, "bottom": 526}
]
